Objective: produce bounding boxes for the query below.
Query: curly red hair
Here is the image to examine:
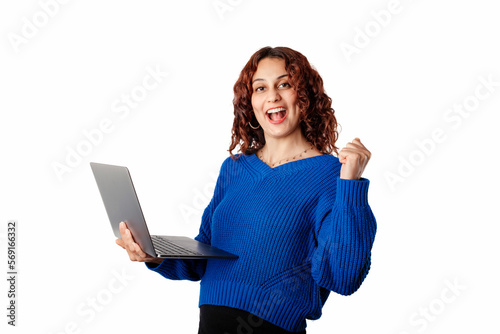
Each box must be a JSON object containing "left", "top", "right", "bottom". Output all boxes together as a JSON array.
[{"left": 229, "top": 46, "right": 339, "bottom": 158}]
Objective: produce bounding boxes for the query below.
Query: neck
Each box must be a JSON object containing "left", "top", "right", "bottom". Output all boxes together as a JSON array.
[{"left": 261, "top": 131, "right": 311, "bottom": 164}]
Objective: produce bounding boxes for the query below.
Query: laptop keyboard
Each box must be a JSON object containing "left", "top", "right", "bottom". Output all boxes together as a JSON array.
[{"left": 151, "top": 235, "right": 203, "bottom": 256}]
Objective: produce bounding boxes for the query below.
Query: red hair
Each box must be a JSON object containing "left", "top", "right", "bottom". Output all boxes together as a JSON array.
[{"left": 229, "top": 46, "right": 339, "bottom": 158}]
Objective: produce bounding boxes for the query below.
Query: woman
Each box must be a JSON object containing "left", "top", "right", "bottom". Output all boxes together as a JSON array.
[{"left": 116, "top": 46, "right": 377, "bottom": 333}]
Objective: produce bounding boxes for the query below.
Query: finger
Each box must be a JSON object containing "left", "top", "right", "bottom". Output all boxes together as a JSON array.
[
  {"left": 127, "top": 250, "right": 136, "bottom": 261},
  {"left": 344, "top": 140, "right": 371, "bottom": 157},
  {"left": 119, "top": 222, "right": 128, "bottom": 246},
  {"left": 121, "top": 240, "right": 136, "bottom": 261},
  {"left": 122, "top": 226, "right": 136, "bottom": 248},
  {"left": 119, "top": 222, "right": 152, "bottom": 260},
  {"left": 125, "top": 232, "right": 147, "bottom": 259},
  {"left": 126, "top": 228, "right": 138, "bottom": 245},
  {"left": 341, "top": 147, "right": 368, "bottom": 155},
  {"left": 353, "top": 138, "right": 371, "bottom": 157},
  {"left": 122, "top": 228, "right": 139, "bottom": 260},
  {"left": 339, "top": 149, "right": 371, "bottom": 168},
  {"left": 131, "top": 240, "right": 147, "bottom": 258},
  {"left": 346, "top": 138, "right": 365, "bottom": 149},
  {"left": 129, "top": 240, "right": 139, "bottom": 254},
  {"left": 345, "top": 142, "right": 362, "bottom": 150},
  {"left": 121, "top": 222, "right": 137, "bottom": 243},
  {"left": 130, "top": 247, "right": 149, "bottom": 261},
  {"left": 338, "top": 149, "right": 348, "bottom": 163},
  {"left": 126, "top": 231, "right": 138, "bottom": 254},
  {"left": 340, "top": 148, "right": 370, "bottom": 161},
  {"left": 119, "top": 221, "right": 127, "bottom": 239},
  {"left": 116, "top": 238, "right": 126, "bottom": 249}
]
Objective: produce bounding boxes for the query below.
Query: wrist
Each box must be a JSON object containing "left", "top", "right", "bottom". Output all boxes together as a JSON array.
[{"left": 147, "top": 258, "right": 163, "bottom": 265}]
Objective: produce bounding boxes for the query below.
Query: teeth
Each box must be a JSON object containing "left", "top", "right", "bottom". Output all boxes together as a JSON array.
[{"left": 267, "top": 107, "right": 286, "bottom": 114}]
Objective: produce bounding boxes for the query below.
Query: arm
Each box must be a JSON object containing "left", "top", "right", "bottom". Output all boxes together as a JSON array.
[
  {"left": 311, "top": 177, "right": 376, "bottom": 295},
  {"left": 143, "top": 201, "right": 213, "bottom": 281},
  {"left": 116, "top": 218, "right": 209, "bottom": 281},
  {"left": 311, "top": 138, "right": 376, "bottom": 295}
]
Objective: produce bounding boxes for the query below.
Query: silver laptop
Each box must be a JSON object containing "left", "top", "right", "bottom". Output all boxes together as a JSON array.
[{"left": 90, "top": 162, "right": 238, "bottom": 259}]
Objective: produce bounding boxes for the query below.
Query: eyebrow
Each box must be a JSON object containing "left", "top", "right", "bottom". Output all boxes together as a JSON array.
[{"left": 252, "top": 74, "right": 288, "bottom": 85}]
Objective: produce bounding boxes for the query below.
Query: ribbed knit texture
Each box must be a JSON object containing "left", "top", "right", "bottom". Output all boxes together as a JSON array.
[{"left": 146, "top": 154, "right": 377, "bottom": 332}]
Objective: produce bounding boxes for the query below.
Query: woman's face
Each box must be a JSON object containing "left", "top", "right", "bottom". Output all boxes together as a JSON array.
[{"left": 251, "top": 57, "right": 302, "bottom": 141}]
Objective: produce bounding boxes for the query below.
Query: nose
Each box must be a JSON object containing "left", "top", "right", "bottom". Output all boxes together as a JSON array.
[{"left": 267, "top": 88, "right": 281, "bottom": 103}]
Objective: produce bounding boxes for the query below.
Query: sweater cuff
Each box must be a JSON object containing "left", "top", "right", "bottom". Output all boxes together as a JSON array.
[
  {"left": 145, "top": 261, "right": 160, "bottom": 270},
  {"left": 144, "top": 259, "right": 179, "bottom": 276},
  {"left": 335, "top": 177, "right": 370, "bottom": 207},
  {"left": 145, "top": 258, "right": 203, "bottom": 281}
]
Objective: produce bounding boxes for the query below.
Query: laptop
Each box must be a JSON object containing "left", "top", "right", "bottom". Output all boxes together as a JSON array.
[{"left": 90, "top": 162, "right": 238, "bottom": 259}]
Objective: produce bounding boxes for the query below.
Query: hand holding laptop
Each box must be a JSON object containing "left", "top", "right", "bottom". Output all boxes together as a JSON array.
[{"left": 115, "top": 222, "right": 163, "bottom": 265}]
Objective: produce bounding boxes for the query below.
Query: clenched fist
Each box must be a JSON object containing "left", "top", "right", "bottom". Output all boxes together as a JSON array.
[{"left": 338, "top": 138, "right": 371, "bottom": 180}]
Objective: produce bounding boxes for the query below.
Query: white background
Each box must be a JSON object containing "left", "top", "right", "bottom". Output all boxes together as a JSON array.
[{"left": 1, "top": 0, "right": 499, "bottom": 333}]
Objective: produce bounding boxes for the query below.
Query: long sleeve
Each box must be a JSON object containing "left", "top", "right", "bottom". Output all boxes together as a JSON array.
[
  {"left": 144, "top": 203, "right": 212, "bottom": 281},
  {"left": 311, "top": 177, "right": 377, "bottom": 296},
  {"left": 144, "top": 158, "right": 232, "bottom": 281}
]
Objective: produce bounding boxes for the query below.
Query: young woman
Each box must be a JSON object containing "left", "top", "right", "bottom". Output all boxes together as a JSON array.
[{"left": 116, "top": 46, "right": 377, "bottom": 333}]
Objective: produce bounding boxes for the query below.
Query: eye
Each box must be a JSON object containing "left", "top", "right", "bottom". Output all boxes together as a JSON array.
[
  {"left": 279, "top": 82, "right": 291, "bottom": 88},
  {"left": 254, "top": 86, "right": 265, "bottom": 92}
]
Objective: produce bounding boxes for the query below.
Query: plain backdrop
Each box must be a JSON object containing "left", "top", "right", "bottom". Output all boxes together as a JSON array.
[{"left": 1, "top": 0, "right": 499, "bottom": 333}]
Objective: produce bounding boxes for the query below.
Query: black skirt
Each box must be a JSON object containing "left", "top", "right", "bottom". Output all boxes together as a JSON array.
[{"left": 198, "top": 304, "right": 306, "bottom": 334}]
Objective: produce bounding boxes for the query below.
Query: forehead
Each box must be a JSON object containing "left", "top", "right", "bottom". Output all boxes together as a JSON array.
[{"left": 252, "top": 57, "right": 287, "bottom": 81}]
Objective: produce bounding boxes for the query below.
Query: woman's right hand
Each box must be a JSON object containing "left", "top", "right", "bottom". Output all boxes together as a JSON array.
[{"left": 116, "top": 221, "right": 163, "bottom": 265}]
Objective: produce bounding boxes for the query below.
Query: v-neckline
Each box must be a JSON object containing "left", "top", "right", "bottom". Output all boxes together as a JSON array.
[{"left": 242, "top": 153, "right": 332, "bottom": 177}]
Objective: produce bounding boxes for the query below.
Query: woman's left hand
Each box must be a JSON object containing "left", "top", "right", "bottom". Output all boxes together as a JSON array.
[{"left": 338, "top": 138, "right": 371, "bottom": 180}]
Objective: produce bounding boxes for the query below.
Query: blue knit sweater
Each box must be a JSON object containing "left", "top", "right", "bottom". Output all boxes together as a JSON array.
[{"left": 146, "top": 153, "right": 377, "bottom": 332}]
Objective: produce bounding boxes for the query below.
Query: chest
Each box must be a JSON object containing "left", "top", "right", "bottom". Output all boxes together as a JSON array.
[{"left": 210, "top": 175, "right": 321, "bottom": 247}]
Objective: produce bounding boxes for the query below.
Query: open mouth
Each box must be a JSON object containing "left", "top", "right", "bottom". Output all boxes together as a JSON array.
[{"left": 266, "top": 107, "right": 287, "bottom": 124}]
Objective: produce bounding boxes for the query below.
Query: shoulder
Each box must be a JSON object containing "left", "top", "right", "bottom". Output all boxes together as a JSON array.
[
  {"left": 311, "top": 154, "right": 341, "bottom": 201},
  {"left": 214, "top": 154, "right": 247, "bottom": 186},
  {"left": 219, "top": 153, "right": 244, "bottom": 172},
  {"left": 312, "top": 154, "right": 341, "bottom": 179},
  {"left": 320, "top": 153, "right": 340, "bottom": 166}
]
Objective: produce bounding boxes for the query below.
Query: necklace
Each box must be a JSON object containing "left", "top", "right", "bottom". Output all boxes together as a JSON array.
[{"left": 258, "top": 144, "right": 315, "bottom": 168}]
